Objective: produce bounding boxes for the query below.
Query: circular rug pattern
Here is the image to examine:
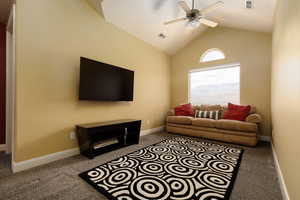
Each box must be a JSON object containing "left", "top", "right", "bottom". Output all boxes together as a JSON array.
[{"left": 79, "top": 136, "right": 243, "bottom": 200}]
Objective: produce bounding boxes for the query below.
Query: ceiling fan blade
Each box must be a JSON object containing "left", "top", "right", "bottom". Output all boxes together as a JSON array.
[
  {"left": 210, "top": 16, "right": 224, "bottom": 23},
  {"left": 164, "top": 17, "right": 187, "bottom": 25},
  {"left": 178, "top": 1, "right": 191, "bottom": 13},
  {"left": 200, "top": 1, "right": 224, "bottom": 15},
  {"left": 199, "top": 18, "right": 218, "bottom": 27}
]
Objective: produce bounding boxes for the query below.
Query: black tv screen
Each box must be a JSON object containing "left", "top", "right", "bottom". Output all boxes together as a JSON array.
[{"left": 79, "top": 57, "right": 134, "bottom": 101}]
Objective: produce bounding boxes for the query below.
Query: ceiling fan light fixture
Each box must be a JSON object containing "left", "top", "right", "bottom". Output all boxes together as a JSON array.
[{"left": 187, "top": 20, "right": 201, "bottom": 28}]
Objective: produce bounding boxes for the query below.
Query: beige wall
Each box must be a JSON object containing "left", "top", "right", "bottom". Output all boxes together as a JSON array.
[
  {"left": 15, "top": 0, "right": 171, "bottom": 162},
  {"left": 171, "top": 27, "right": 272, "bottom": 136},
  {"left": 272, "top": 0, "right": 300, "bottom": 199}
]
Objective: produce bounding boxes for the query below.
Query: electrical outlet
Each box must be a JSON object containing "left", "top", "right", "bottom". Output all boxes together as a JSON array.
[
  {"left": 146, "top": 120, "right": 150, "bottom": 125},
  {"left": 70, "top": 131, "right": 76, "bottom": 140}
]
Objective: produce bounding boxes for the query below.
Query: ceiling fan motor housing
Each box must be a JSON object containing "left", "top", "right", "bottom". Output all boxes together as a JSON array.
[{"left": 187, "top": 9, "right": 201, "bottom": 20}]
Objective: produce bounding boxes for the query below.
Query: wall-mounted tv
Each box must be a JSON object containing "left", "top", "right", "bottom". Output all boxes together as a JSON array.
[{"left": 79, "top": 57, "right": 134, "bottom": 101}]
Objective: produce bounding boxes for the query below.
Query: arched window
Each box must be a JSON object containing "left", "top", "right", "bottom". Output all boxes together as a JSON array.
[{"left": 200, "top": 48, "right": 225, "bottom": 63}]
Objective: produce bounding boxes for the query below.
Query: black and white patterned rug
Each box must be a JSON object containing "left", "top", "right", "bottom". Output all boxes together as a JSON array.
[{"left": 79, "top": 137, "right": 244, "bottom": 200}]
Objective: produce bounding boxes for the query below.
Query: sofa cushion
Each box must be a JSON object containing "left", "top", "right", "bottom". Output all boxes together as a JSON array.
[
  {"left": 174, "top": 103, "right": 194, "bottom": 116},
  {"left": 195, "top": 110, "right": 221, "bottom": 120},
  {"left": 223, "top": 103, "right": 251, "bottom": 121},
  {"left": 221, "top": 106, "right": 256, "bottom": 114},
  {"left": 215, "top": 119, "right": 257, "bottom": 132},
  {"left": 192, "top": 118, "right": 216, "bottom": 128},
  {"left": 167, "top": 116, "right": 193, "bottom": 125}
]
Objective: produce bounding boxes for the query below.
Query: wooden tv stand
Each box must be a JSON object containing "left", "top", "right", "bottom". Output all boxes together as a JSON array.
[{"left": 76, "top": 119, "right": 141, "bottom": 159}]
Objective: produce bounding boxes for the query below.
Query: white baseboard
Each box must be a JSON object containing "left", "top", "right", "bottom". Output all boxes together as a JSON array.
[
  {"left": 12, "top": 148, "right": 80, "bottom": 173},
  {"left": 271, "top": 142, "right": 290, "bottom": 200},
  {"left": 0, "top": 144, "right": 7, "bottom": 152},
  {"left": 259, "top": 135, "right": 271, "bottom": 142},
  {"left": 12, "top": 126, "right": 165, "bottom": 173},
  {"left": 140, "top": 126, "right": 165, "bottom": 136}
]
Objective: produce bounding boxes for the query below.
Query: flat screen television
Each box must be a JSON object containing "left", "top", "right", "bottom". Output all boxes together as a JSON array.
[{"left": 79, "top": 57, "right": 134, "bottom": 101}]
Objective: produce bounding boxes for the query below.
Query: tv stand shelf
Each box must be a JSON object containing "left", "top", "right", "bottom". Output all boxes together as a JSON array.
[{"left": 76, "top": 119, "right": 141, "bottom": 159}]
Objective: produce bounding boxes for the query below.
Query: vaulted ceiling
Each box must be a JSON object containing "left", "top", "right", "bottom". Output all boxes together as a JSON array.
[
  {"left": 102, "top": 0, "right": 277, "bottom": 55},
  {"left": 1, "top": 0, "right": 276, "bottom": 54}
]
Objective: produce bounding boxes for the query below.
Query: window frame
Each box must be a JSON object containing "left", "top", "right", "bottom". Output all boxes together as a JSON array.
[
  {"left": 188, "top": 63, "right": 241, "bottom": 105},
  {"left": 200, "top": 48, "right": 225, "bottom": 63}
]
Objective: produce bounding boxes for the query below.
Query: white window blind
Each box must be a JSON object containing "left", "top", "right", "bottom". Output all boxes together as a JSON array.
[{"left": 189, "top": 65, "right": 240, "bottom": 105}]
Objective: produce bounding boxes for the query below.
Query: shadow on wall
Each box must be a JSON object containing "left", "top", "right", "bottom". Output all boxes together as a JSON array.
[{"left": 0, "top": 23, "right": 6, "bottom": 145}]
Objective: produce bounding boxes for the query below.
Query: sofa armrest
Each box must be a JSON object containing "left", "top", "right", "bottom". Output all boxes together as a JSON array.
[
  {"left": 245, "top": 114, "right": 262, "bottom": 124},
  {"left": 167, "top": 109, "right": 175, "bottom": 116}
]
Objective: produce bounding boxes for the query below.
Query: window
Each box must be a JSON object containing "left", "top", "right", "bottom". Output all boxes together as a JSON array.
[
  {"left": 200, "top": 48, "right": 225, "bottom": 62},
  {"left": 189, "top": 64, "right": 240, "bottom": 105}
]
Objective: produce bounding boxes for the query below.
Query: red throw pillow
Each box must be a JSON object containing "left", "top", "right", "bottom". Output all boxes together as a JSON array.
[
  {"left": 223, "top": 103, "right": 251, "bottom": 121},
  {"left": 175, "top": 103, "right": 194, "bottom": 116}
]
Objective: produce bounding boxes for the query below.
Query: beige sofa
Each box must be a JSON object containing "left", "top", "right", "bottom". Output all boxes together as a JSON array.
[{"left": 166, "top": 105, "right": 262, "bottom": 146}]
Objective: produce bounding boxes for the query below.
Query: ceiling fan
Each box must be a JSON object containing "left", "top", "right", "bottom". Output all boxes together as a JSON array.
[{"left": 164, "top": 0, "right": 224, "bottom": 28}]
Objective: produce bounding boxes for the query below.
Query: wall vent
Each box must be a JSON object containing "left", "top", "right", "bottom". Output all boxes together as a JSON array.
[
  {"left": 245, "top": 0, "right": 253, "bottom": 9},
  {"left": 158, "top": 33, "right": 167, "bottom": 39}
]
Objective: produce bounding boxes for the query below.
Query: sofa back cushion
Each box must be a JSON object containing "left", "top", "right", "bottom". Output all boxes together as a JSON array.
[
  {"left": 174, "top": 103, "right": 194, "bottom": 116},
  {"left": 195, "top": 110, "right": 221, "bottom": 120},
  {"left": 220, "top": 105, "right": 256, "bottom": 114},
  {"left": 193, "top": 104, "right": 223, "bottom": 111},
  {"left": 192, "top": 104, "right": 256, "bottom": 118},
  {"left": 223, "top": 103, "right": 251, "bottom": 121}
]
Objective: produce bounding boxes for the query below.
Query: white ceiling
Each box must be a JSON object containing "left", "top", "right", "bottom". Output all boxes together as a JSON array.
[
  {"left": 0, "top": 0, "right": 13, "bottom": 24},
  {"left": 102, "top": 0, "right": 276, "bottom": 55}
]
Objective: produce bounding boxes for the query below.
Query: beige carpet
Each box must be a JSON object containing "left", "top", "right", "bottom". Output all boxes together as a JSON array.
[{"left": 0, "top": 132, "right": 282, "bottom": 200}]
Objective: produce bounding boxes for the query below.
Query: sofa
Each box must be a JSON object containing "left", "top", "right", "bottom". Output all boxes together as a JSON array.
[{"left": 166, "top": 105, "right": 262, "bottom": 146}]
